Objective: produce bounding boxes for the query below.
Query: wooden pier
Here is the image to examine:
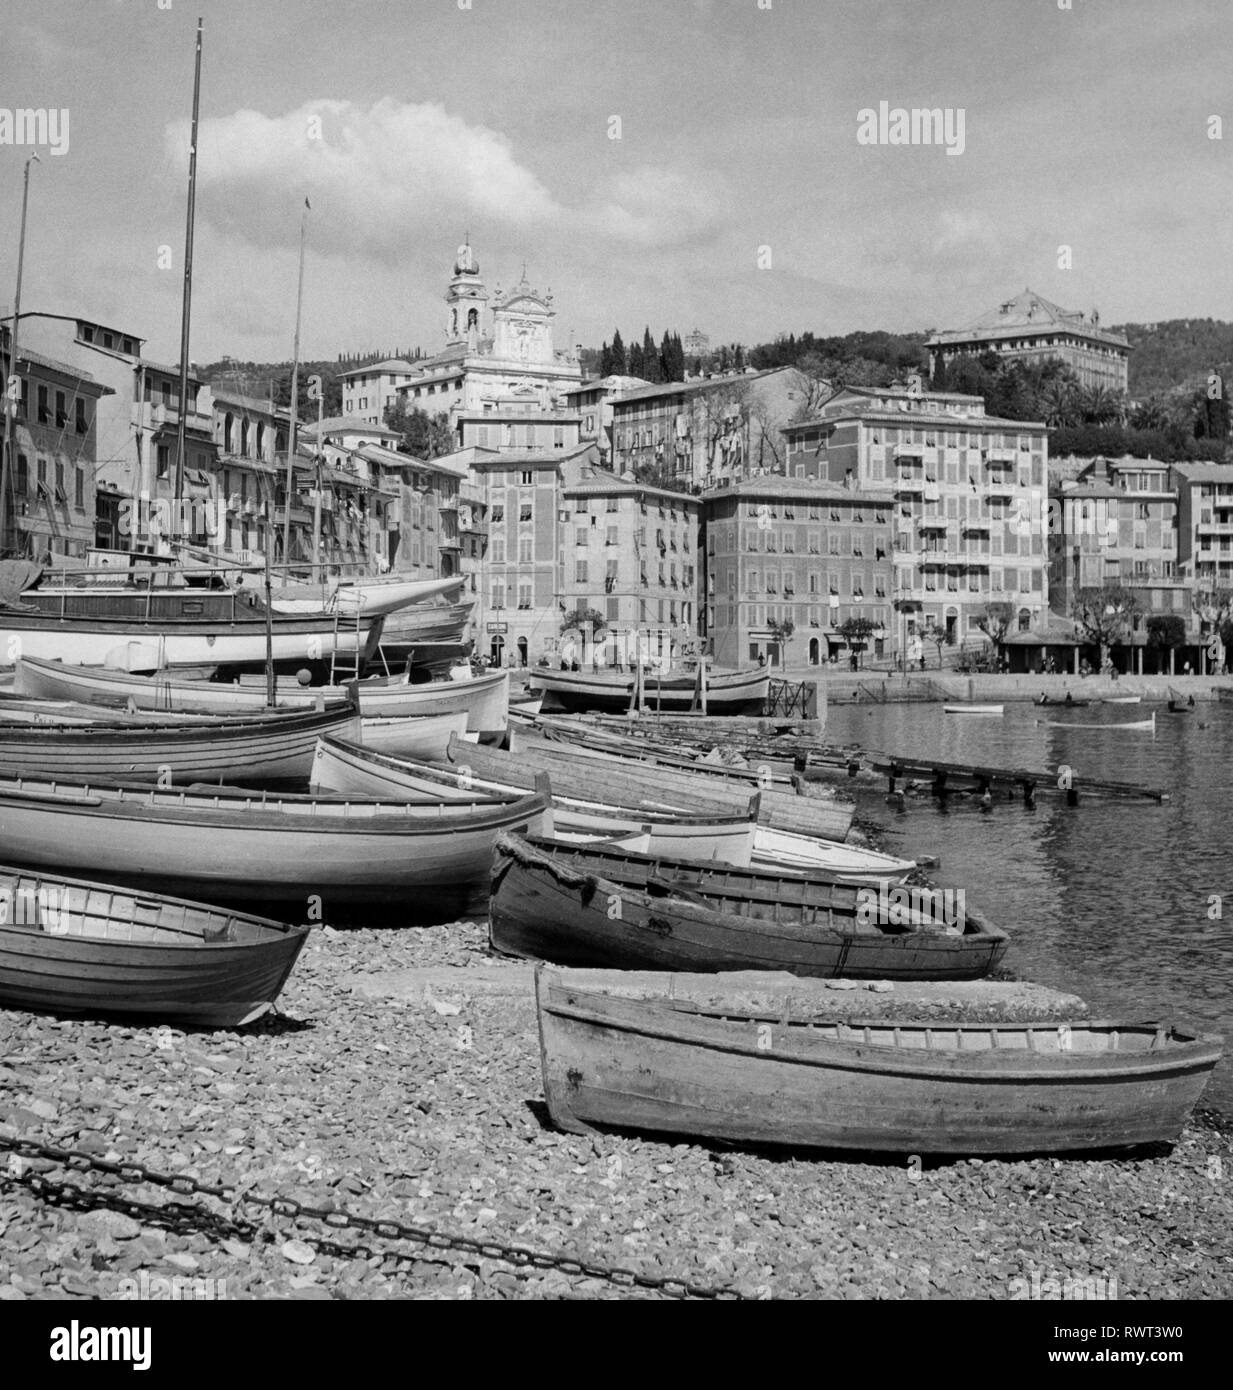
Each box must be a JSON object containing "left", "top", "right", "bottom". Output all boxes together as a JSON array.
[{"left": 865, "top": 752, "right": 1168, "bottom": 807}]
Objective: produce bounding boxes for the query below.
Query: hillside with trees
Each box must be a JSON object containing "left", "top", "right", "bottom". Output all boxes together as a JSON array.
[{"left": 1113, "top": 318, "right": 1233, "bottom": 397}]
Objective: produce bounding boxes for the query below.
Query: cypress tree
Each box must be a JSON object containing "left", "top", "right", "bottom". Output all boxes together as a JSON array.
[
  {"left": 611, "top": 329, "right": 627, "bottom": 375},
  {"left": 642, "top": 326, "right": 660, "bottom": 383}
]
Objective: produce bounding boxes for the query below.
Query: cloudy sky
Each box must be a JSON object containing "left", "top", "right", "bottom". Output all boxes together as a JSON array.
[{"left": 1, "top": 0, "right": 1229, "bottom": 365}]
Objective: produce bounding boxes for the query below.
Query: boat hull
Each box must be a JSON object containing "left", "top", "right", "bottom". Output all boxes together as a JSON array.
[
  {"left": 534, "top": 666, "right": 770, "bottom": 715},
  {"left": 15, "top": 657, "right": 509, "bottom": 730},
  {"left": 0, "top": 706, "right": 360, "bottom": 784},
  {"left": 537, "top": 970, "right": 1223, "bottom": 1154},
  {"left": 311, "top": 736, "right": 759, "bottom": 866},
  {"left": 0, "top": 779, "right": 552, "bottom": 907},
  {"left": 491, "top": 835, "right": 1007, "bottom": 979},
  {"left": 0, "top": 867, "right": 309, "bottom": 1026}
]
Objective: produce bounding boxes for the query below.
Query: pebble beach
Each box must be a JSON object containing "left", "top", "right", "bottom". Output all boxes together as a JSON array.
[{"left": 2, "top": 920, "right": 1230, "bottom": 1302}]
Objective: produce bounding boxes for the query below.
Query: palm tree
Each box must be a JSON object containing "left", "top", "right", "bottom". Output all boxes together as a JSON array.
[
  {"left": 1041, "top": 378, "right": 1080, "bottom": 429},
  {"left": 1077, "top": 385, "right": 1124, "bottom": 426},
  {"left": 1130, "top": 396, "right": 1169, "bottom": 431}
]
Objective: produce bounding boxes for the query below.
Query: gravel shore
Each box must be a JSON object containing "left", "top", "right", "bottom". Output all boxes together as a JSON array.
[{"left": 1, "top": 920, "right": 1230, "bottom": 1301}]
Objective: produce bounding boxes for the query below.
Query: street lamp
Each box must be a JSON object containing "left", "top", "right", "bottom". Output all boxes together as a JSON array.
[{"left": 1, "top": 152, "right": 41, "bottom": 557}]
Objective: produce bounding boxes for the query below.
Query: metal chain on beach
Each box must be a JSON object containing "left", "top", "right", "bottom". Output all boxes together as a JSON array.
[{"left": 0, "top": 1130, "right": 754, "bottom": 1300}]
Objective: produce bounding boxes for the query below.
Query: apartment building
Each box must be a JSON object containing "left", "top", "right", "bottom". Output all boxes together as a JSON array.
[
  {"left": 701, "top": 476, "right": 894, "bottom": 668},
  {"left": 784, "top": 386, "right": 1050, "bottom": 651}
]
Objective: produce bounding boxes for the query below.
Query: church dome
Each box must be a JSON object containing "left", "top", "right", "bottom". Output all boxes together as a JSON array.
[{"left": 455, "top": 240, "right": 478, "bottom": 276}]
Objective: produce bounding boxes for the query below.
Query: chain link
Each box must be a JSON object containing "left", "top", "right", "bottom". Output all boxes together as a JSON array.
[{"left": 0, "top": 1129, "right": 753, "bottom": 1300}]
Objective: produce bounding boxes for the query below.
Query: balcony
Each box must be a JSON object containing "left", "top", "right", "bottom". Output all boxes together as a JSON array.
[
  {"left": 896, "top": 475, "right": 925, "bottom": 495},
  {"left": 983, "top": 447, "right": 1016, "bottom": 465},
  {"left": 894, "top": 444, "right": 925, "bottom": 461},
  {"left": 918, "top": 516, "right": 948, "bottom": 531},
  {"left": 985, "top": 478, "right": 1015, "bottom": 497}
]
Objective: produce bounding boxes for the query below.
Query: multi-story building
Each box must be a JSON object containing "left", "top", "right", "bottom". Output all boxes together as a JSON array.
[
  {"left": 928, "top": 289, "right": 1130, "bottom": 393},
  {"left": 701, "top": 476, "right": 895, "bottom": 669},
  {"left": 12, "top": 312, "right": 223, "bottom": 554},
  {"left": 560, "top": 375, "right": 648, "bottom": 464},
  {"left": 339, "top": 359, "right": 419, "bottom": 425},
  {"left": 683, "top": 328, "right": 710, "bottom": 363},
  {"left": 558, "top": 468, "right": 699, "bottom": 666},
  {"left": 1, "top": 324, "right": 113, "bottom": 557},
  {"left": 394, "top": 240, "right": 582, "bottom": 421},
  {"left": 783, "top": 386, "right": 1050, "bottom": 650},
  {"left": 422, "top": 443, "right": 494, "bottom": 606},
  {"left": 610, "top": 366, "right": 814, "bottom": 487},
  {"left": 454, "top": 409, "right": 581, "bottom": 454},
  {"left": 470, "top": 442, "right": 599, "bottom": 668},
  {"left": 1173, "top": 461, "right": 1233, "bottom": 597},
  {"left": 1049, "top": 456, "right": 1185, "bottom": 625}
]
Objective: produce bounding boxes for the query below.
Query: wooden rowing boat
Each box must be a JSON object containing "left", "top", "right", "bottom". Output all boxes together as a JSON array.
[
  {"left": 356, "top": 712, "right": 468, "bottom": 760},
  {"left": 943, "top": 704, "right": 1004, "bottom": 715},
  {"left": 536, "top": 968, "right": 1224, "bottom": 1154},
  {"left": 0, "top": 776, "right": 552, "bottom": 908},
  {"left": 533, "top": 665, "right": 770, "bottom": 715},
  {"left": 1042, "top": 714, "right": 1156, "bottom": 731},
  {"left": 0, "top": 866, "right": 309, "bottom": 1026},
  {"left": 1100, "top": 695, "right": 1142, "bottom": 705},
  {"left": 15, "top": 657, "right": 509, "bottom": 729},
  {"left": 490, "top": 834, "right": 1007, "bottom": 979},
  {"left": 447, "top": 734, "right": 855, "bottom": 842},
  {"left": 750, "top": 825, "right": 916, "bottom": 882},
  {"left": 0, "top": 704, "right": 361, "bottom": 783},
  {"left": 1034, "top": 696, "right": 1091, "bottom": 707},
  {"left": 310, "top": 736, "right": 760, "bottom": 866}
]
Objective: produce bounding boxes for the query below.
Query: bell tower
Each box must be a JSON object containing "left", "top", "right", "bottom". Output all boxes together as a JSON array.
[{"left": 445, "top": 235, "right": 488, "bottom": 345}]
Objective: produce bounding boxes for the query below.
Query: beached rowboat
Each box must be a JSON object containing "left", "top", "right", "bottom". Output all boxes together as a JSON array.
[
  {"left": 0, "top": 866, "right": 309, "bottom": 1027},
  {"left": 533, "top": 665, "right": 770, "bottom": 715},
  {"left": 447, "top": 734, "right": 855, "bottom": 842},
  {"left": 0, "top": 776, "right": 551, "bottom": 909},
  {"left": 310, "top": 736, "right": 761, "bottom": 866},
  {"left": 0, "top": 704, "right": 360, "bottom": 783},
  {"left": 536, "top": 967, "right": 1223, "bottom": 1153},
  {"left": 15, "top": 657, "right": 509, "bottom": 729},
  {"left": 490, "top": 834, "right": 1007, "bottom": 979}
]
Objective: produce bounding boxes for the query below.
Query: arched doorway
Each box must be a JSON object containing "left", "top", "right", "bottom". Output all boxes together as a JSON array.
[
  {"left": 945, "top": 607, "right": 958, "bottom": 644},
  {"left": 516, "top": 636, "right": 528, "bottom": 668},
  {"left": 489, "top": 636, "right": 505, "bottom": 668},
  {"left": 809, "top": 637, "right": 820, "bottom": 665}
]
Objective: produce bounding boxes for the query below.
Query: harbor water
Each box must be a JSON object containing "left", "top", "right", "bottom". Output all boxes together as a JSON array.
[{"left": 826, "top": 699, "right": 1233, "bottom": 1110}]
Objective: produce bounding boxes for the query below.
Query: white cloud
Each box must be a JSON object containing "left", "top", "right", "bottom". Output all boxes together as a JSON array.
[
  {"left": 167, "top": 98, "right": 562, "bottom": 261},
  {"left": 587, "top": 165, "right": 731, "bottom": 247}
]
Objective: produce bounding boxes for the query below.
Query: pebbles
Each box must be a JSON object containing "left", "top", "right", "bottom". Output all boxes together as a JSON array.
[{"left": 0, "top": 915, "right": 1229, "bottom": 1300}]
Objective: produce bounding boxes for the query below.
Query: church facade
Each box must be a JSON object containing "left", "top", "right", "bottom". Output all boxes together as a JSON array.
[{"left": 394, "top": 240, "right": 583, "bottom": 427}]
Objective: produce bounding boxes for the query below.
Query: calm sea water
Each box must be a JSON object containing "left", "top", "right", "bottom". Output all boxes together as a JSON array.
[{"left": 825, "top": 698, "right": 1233, "bottom": 1112}]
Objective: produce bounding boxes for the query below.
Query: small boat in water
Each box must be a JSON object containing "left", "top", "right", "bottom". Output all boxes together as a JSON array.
[
  {"left": 943, "top": 704, "right": 1004, "bottom": 716},
  {"left": 1034, "top": 695, "right": 1091, "bottom": 707},
  {"left": 1042, "top": 714, "right": 1156, "bottom": 731},
  {"left": 536, "top": 967, "right": 1224, "bottom": 1154},
  {"left": 1100, "top": 695, "right": 1142, "bottom": 705},
  {"left": 491, "top": 834, "right": 1007, "bottom": 979},
  {"left": 0, "top": 865, "right": 310, "bottom": 1026}
]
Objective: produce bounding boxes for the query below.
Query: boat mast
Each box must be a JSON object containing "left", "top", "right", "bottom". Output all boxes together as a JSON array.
[
  {"left": 1, "top": 153, "right": 40, "bottom": 558},
  {"left": 311, "top": 385, "right": 323, "bottom": 579},
  {"left": 263, "top": 500, "right": 275, "bottom": 707},
  {"left": 172, "top": 17, "right": 203, "bottom": 509},
  {"left": 281, "top": 201, "right": 309, "bottom": 571}
]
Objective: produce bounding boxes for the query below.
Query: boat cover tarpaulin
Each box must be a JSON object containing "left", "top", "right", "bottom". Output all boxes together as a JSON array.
[{"left": 0, "top": 560, "right": 44, "bottom": 610}]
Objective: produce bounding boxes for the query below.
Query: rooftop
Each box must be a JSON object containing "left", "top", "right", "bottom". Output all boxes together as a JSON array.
[
  {"left": 338, "top": 358, "right": 418, "bottom": 380},
  {"left": 302, "top": 416, "right": 402, "bottom": 440},
  {"left": 701, "top": 475, "right": 896, "bottom": 504},
  {"left": 928, "top": 288, "right": 1130, "bottom": 351},
  {"left": 611, "top": 367, "right": 794, "bottom": 407},
  {"left": 563, "top": 467, "right": 697, "bottom": 505}
]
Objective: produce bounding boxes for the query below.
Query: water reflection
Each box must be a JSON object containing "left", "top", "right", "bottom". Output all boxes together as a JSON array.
[{"left": 827, "top": 700, "right": 1233, "bottom": 1110}]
